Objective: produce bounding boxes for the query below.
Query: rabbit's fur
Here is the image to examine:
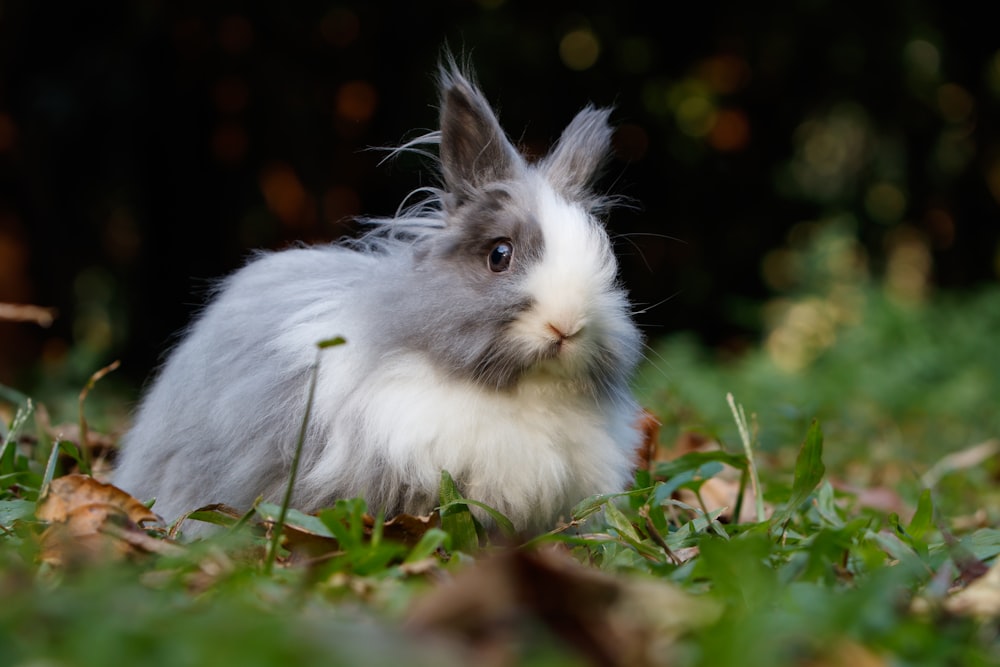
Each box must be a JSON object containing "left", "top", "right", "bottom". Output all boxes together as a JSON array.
[{"left": 113, "top": 63, "right": 644, "bottom": 534}]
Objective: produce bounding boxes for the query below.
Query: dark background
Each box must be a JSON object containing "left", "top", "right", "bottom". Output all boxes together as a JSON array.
[{"left": 1, "top": 0, "right": 998, "bottom": 394}]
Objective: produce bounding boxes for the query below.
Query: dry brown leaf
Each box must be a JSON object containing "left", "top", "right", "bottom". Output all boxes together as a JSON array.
[
  {"left": 370, "top": 511, "right": 439, "bottom": 547},
  {"left": 36, "top": 474, "right": 159, "bottom": 525},
  {"left": 634, "top": 408, "right": 662, "bottom": 472},
  {"left": 943, "top": 556, "right": 1000, "bottom": 618},
  {"left": 405, "top": 545, "right": 718, "bottom": 667},
  {"left": 36, "top": 474, "right": 164, "bottom": 565},
  {"left": 921, "top": 439, "right": 1000, "bottom": 488},
  {"left": 278, "top": 523, "right": 341, "bottom": 565},
  {"left": 831, "top": 482, "right": 907, "bottom": 517},
  {"left": 801, "top": 640, "right": 887, "bottom": 667}
]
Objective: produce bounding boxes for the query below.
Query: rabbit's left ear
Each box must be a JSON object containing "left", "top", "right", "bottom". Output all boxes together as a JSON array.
[
  {"left": 438, "top": 67, "right": 523, "bottom": 205},
  {"left": 539, "top": 106, "right": 614, "bottom": 203}
]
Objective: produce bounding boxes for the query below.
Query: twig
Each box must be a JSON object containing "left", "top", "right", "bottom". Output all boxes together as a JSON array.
[
  {"left": 640, "top": 507, "right": 681, "bottom": 565},
  {"left": 78, "top": 360, "right": 121, "bottom": 475},
  {"left": 0, "top": 303, "right": 56, "bottom": 327}
]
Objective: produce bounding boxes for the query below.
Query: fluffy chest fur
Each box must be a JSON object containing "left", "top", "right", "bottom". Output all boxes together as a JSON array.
[{"left": 296, "top": 351, "right": 639, "bottom": 531}]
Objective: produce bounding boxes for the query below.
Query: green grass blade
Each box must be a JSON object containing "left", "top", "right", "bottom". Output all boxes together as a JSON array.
[
  {"left": 438, "top": 470, "right": 479, "bottom": 552},
  {"left": 771, "top": 420, "right": 826, "bottom": 527},
  {"left": 1, "top": 399, "right": 34, "bottom": 477},
  {"left": 907, "top": 489, "right": 934, "bottom": 540},
  {"left": 265, "top": 342, "right": 331, "bottom": 573}
]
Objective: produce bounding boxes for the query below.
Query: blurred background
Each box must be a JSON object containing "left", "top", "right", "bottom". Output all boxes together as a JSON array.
[{"left": 0, "top": 0, "right": 998, "bottom": 420}]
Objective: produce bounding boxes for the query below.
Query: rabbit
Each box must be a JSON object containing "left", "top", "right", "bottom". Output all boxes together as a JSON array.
[{"left": 113, "top": 60, "right": 645, "bottom": 535}]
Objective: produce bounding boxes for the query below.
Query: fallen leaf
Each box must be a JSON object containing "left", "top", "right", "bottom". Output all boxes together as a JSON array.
[
  {"left": 829, "top": 480, "right": 907, "bottom": 517},
  {"left": 277, "top": 522, "right": 341, "bottom": 565},
  {"left": 405, "top": 545, "right": 718, "bottom": 667},
  {"left": 943, "top": 557, "right": 1000, "bottom": 618},
  {"left": 921, "top": 439, "right": 1000, "bottom": 488},
  {"left": 36, "top": 474, "right": 164, "bottom": 565},
  {"left": 372, "top": 512, "right": 440, "bottom": 547},
  {"left": 801, "top": 639, "right": 887, "bottom": 667},
  {"left": 36, "top": 474, "right": 158, "bottom": 526},
  {"left": 634, "top": 409, "right": 662, "bottom": 472}
]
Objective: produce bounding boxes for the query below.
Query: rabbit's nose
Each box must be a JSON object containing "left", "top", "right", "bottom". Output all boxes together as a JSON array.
[{"left": 546, "top": 321, "right": 584, "bottom": 350}]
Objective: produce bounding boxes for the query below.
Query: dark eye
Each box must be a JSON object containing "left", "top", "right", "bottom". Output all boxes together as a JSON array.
[{"left": 487, "top": 239, "right": 513, "bottom": 273}]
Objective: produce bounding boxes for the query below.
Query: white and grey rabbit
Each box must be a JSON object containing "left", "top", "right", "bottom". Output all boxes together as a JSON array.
[{"left": 113, "top": 62, "right": 644, "bottom": 534}]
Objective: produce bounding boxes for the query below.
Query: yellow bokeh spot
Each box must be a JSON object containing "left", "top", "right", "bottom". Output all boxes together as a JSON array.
[
  {"left": 559, "top": 29, "right": 600, "bottom": 71},
  {"left": 903, "top": 39, "right": 940, "bottom": 81},
  {"left": 864, "top": 183, "right": 907, "bottom": 225},
  {"left": 675, "top": 95, "right": 716, "bottom": 138}
]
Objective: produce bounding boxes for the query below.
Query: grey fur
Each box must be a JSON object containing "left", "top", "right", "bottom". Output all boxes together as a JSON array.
[{"left": 113, "top": 62, "right": 644, "bottom": 533}]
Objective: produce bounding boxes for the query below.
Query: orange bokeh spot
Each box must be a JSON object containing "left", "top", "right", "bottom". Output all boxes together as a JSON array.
[
  {"left": 335, "top": 81, "right": 378, "bottom": 123},
  {"left": 708, "top": 109, "right": 750, "bottom": 152},
  {"left": 259, "top": 162, "right": 307, "bottom": 227}
]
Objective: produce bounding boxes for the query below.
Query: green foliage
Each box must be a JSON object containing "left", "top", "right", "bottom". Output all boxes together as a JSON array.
[{"left": 3, "top": 274, "right": 1000, "bottom": 665}]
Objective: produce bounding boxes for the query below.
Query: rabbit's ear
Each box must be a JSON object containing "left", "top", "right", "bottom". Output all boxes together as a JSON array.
[
  {"left": 539, "top": 106, "right": 614, "bottom": 203},
  {"left": 438, "top": 67, "right": 522, "bottom": 203}
]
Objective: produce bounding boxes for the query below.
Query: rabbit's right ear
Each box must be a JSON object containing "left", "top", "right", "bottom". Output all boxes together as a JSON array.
[{"left": 438, "top": 66, "right": 523, "bottom": 206}]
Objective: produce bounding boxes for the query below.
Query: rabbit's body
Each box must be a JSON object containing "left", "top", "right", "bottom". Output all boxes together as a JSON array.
[{"left": 114, "top": 64, "right": 644, "bottom": 533}]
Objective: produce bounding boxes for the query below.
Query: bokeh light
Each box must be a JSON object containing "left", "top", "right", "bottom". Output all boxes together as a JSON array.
[
  {"left": 559, "top": 27, "right": 601, "bottom": 71},
  {"left": 697, "top": 54, "right": 750, "bottom": 95},
  {"left": 903, "top": 38, "right": 941, "bottom": 86},
  {"left": 786, "top": 104, "right": 871, "bottom": 203},
  {"left": 335, "top": 81, "right": 378, "bottom": 124},
  {"left": 707, "top": 109, "right": 750, "bottom": 152},
  {"left": 864, "top": 182, "right": 907, "bottom": 225},
  {"left": 259, "top": 163, "right": 308, "bottom": 227},
  {"left": 936, "top": 83, "right": 975, "bottom": 123}
]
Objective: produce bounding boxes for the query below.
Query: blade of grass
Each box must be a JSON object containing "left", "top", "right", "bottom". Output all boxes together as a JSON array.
[
  {"left": 770, "top": 420, "right": 826, "bottom": 528},
  {"left": 41, "top": 440, "right": 73, "bottom": 493},
  {"left": 727, "top": 392, "right": 765, "bottom": 523},
  {"left": 265, "top": 337, "right": 345, "bottom": 574},
  {"left": 1, "top": 399, "right": 33, "bottom": 477},
  {"left": 437, "top": 498, "right": 516, "bottom": 540},
  {"left": 438, "top": 469, "right": 479, "bottom": 552}
]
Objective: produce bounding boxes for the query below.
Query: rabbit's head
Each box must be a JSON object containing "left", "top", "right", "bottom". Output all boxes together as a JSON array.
[{"left": 371, "top": 64, "right": 641, "bottom": 398}]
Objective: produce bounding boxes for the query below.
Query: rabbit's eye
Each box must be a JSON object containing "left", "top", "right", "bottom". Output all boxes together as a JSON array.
[{"left": 488, "top": 239, "right": 514, "bottom": 272}]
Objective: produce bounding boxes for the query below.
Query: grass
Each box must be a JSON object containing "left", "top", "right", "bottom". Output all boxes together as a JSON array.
[{"left": 2, "top": 232, "right": 1000, "bottom": 665}]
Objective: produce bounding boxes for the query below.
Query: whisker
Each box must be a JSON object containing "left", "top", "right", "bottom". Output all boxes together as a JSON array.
[
  {"left": 631, "top": 290, "right": 683, "bottom": 317},
  {"left": 616, "top": 231, "right": 689, "bottom": 245}
]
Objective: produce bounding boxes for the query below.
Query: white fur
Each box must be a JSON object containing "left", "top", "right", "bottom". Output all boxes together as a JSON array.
[{"left": 298, "top": 351, "right": 637, "bottom": 532}]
